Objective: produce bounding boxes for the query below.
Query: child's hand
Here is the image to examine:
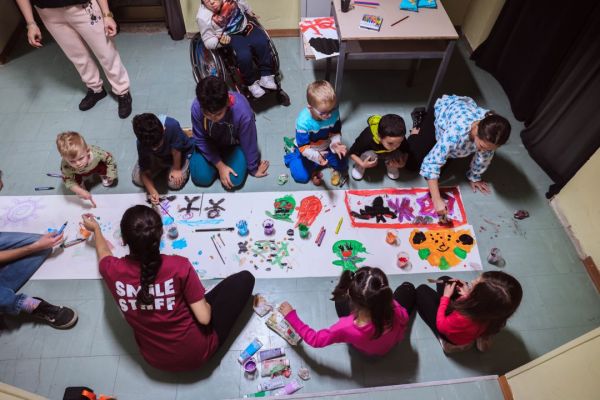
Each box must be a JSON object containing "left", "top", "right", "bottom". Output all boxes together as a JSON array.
[
  {"left": 170, "top": 169, "right": 184, "bottom": 186},
  {"left": 278, "top": 301, "right": 294, "bottom": 317},
  {"left": 27, "top": 24, "right": 43, "bottom": 48},
  {"left": 254, "top": 160, "right": 270, "bottom": 178},
  {"left": 78, "top": 191, "right": 97, "bottom": 208},
  {"left": 81, "top": 214, "right": 100, "bottom": 233},
  {"left": 361, "top": 157, "right": 378, "bottom": 169},
  {"left": 470, "top": 180, "right": 491, "bottom": 194},
  {"left": 454, "top": 280, "right": 471, "bottom": 297},
  {"left": 103, "top": 15, "right": 117, "bottom": 37},
  {"left": 219, "top": 34, "right": 231, "bottom": 45},
  {"left": 433, "top": 197, "right": 446, "bottom": 216},
  {"left": 318, "top": 155, "right": 329, "bottom": 166},
  {"left": 34, "top": 232, "right": 64, "bottom": 250},
  {"left": 217, "top": 163, "right": 237, "bottom": 189},
  {"left": 443, "top": 281, "right": 457, "bottom": 298},
  {"left": 332, "top": 142, "right": 347, "bottom": 159},
  {"left": 148, "top": 191, "right": 160, "bottom": 205}
]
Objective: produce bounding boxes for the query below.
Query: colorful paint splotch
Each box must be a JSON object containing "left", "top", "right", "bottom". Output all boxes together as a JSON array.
[
  {"left": 172, "top": 238, "right": 188, "bottom": 250},
  {"left": 0, "top": 198, "right": 44, "bottom": 227},
  {"left": 332, "top": 239, "right": 368, "bottom": 272},
  {"left": 345, "top": 188, "right": 467, "bottom": 229},
  {"left": 409, "top": 228, "right": 475, "bottom": 270},
  {"left": 295, "top": 195, "right": 322, "bottom": 227},
  {"left": 266, "top": 195, "right": 296, "bottom": 222},
  {"left": 248, "top": 240, "right": 292, "bottom": 269}
]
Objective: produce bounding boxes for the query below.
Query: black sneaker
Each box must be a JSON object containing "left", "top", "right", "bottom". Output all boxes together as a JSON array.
[
  {"left": 410, "top": 107, "right": 427, "bottom": 133},
  {"left": 117, "top": 91, "right": 132, "bottom": 119},
  {"left": 79, "top": 88, "right": 107, "bottom": 111},
  {"left": 31, "top": 297, "right": 78, "bottom": 329}
]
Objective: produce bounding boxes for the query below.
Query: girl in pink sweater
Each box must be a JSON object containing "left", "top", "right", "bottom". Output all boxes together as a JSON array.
[
  {"left": 279, "top": 267, "right": 415, "bottom": 356},
  {"left": 416, "top": 271, "right": 522, "bottom": 353}
]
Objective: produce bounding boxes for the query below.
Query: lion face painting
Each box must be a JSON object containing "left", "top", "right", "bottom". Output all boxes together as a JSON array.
[{"left": 409, "top": 228, "right": 475, "bottom": 270}]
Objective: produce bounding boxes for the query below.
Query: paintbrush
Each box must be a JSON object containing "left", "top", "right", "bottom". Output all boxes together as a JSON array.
[
  {"left": 195, "top": 227, "right": 234, "bottom": 232},
  {"left": 211, "top": 235, "right": 225, "bottom": 264}
]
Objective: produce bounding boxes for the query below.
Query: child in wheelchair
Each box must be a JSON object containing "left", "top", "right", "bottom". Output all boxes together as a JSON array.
[{"left": 197, "top": 0, "right": 276, "bottom": 99}]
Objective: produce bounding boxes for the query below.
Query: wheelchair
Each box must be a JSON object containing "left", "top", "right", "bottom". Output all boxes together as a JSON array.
[{"left": 190, "top": 15, "right": 291, "bottom": 107}]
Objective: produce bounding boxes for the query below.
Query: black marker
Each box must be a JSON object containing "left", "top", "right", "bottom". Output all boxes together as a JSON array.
[{"left": 35, "top": 186, "right": 54, "bottom": 191}]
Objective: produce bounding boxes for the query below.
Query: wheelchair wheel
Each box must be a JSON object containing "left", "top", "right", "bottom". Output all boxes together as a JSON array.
[{"left": 190, "top": 33, "right": 226, "bottom": 83}]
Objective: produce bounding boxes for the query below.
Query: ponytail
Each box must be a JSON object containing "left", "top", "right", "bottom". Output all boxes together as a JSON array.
[
  {"left": 120, "top": 205, "right": 164, "bottom": 307},
  {"left": 331, "top": 270, "right": 355, "bottom": 301},
  {"left": 333, "top": 267, "right": 395, "bottom": 339}
]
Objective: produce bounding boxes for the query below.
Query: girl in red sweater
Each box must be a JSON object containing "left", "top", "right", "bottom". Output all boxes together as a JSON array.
[
  {"left": 416, "top": 271, "right": 522, "bottom": 353},
  {"left": 279, "top": 267, "right": 416, "bottom": 356}
]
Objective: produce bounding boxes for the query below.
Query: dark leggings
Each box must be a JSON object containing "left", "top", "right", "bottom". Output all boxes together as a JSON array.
[
  {"left": 416, "top": 275, "right": 457, "bottom": 342},
  {"left": 204, "top": 270, "right": 255, "bottom": 345},
  {"left": 405, "top": 107, "right": 437, "bottom": 173},
  {"left": 334, "top": 282, "right": 417, "bottom": 318}
]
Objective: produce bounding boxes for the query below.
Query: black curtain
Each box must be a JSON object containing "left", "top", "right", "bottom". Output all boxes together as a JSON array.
[{"left": 472, "top": 0, "right": 600, "bottom": 197}]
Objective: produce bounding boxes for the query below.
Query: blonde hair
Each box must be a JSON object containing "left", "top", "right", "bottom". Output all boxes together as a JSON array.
[
  {"left": 56, "top": 131, "right": 88, "bottom": 159},
  {"left": 307, "top": 80, "right": 336, "bottom": 108}
]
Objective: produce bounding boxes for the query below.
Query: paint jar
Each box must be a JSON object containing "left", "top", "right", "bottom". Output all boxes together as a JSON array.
[
  {"left": 167, "top": 225, "right": 179, "bottom": 240},
  {"left": 298, "top": 224, "right": 309, "bottom": 239},
  {"left": 277, "top": 173, "right": 289, "bottom": 185},
  {"left": 487, "top": 248, "right": 506, "bottom": 267},
  {"left": 237, "top": 220, "right": 249, "bottom": 236},
  {"left": 397, "top": 252, "right": 411, "bottom": 270},
  {"left": 263, "top": 219, "right": 275, "bottom": 236},
  {"left": 243, "top": 357, "right": 257, "bottom": 376},
  {"left": 386, "top": 230, "right": 398, "bottom": 245}
]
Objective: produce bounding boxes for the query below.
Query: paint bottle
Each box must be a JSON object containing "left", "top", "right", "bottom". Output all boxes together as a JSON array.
[
  {"left": 298, "top": 224, "right": 309, "bottom": 239},
  {"left": 257, "top": 376, "right": 285, "bottom": 392},
  {"left": 263, "top": 219, "right": 275, "bottom": 236},
  {"left": 397, "top": 251, "right": 410, "bottom": 269},
  {"left": 242, "top": 390, "right": 266, "bottom": 398},
  {"left": 257, "top": 347, "right": 285, "bottom": 362},
  {"left": 167, "top": 225, "right": 179, "bottom": 240},
  {"left": 238, "top": 338, "right": 263, "bottom": 364},
  {"left": 272, "top": 380, "right": 303, "bottom": 396},
  {"left": 260, "top": 357, "right": 290, "bottom": 377},
  {"left": 237, "top": 220, "right": 249, "bottom": 236},
  {"left": 385, "top": 230, "right": 398, "bottom": 245},
  {"left": 487, "top": 248, "right": 506, "bottom": 267}
]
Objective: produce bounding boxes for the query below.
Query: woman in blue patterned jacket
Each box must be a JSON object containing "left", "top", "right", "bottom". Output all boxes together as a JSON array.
[{"left": 407, "top": 95, "right": 511, "bottom": 219}]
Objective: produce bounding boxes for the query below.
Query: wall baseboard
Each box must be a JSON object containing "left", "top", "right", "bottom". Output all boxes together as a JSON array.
[
  {"left": 266, "top": 29, "right": 299, "bottom": 37},
  {"left": 0, "top": 21, "right": 24, "bottom": 65},
  {"left": 583, "top": 256, "right": 600, "bottom": 293},
  {"left": 498, "top": 375, "right": 514, "bottom": 400}
]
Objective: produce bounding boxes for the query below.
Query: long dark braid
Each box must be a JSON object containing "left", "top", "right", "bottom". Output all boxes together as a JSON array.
[{"left": 120, "top": 205, "right": 164, "bottom": 306}]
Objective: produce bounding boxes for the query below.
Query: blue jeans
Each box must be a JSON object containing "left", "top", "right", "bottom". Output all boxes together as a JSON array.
[
  {"left": 229, "top": 23, "right": 274, "bottom": 85},
  {"left": 284, "top": 148, "right": 348, "bottom": 184},
  {"left": 189, "top": 146, "right": 247, "bottom": 190},
  {"left": 0, "top": 232, "right": 50, "bottom": 315}
]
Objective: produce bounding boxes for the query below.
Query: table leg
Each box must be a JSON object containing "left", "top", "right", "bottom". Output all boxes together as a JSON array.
[
  {"left": 335, "top": 40, "right": 347, "bottom": 99},
  {"left": 426, "top": 40, "right": 456, "bottom": 112},
  {"left": 407, "top": 59, "right": 422, "bottom": 87}
]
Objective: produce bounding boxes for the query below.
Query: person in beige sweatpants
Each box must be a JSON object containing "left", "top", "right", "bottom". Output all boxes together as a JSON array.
[{"left": 16, "top": 0, "right": 132, "bottom": 119}]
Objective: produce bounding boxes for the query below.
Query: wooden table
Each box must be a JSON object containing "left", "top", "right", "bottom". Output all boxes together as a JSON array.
[{"left": 328, "top": 0, "right": 458, "bottom": 110}]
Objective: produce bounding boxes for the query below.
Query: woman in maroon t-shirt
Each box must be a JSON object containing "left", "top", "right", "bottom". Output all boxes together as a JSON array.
[
  {"left": 82, "top": 205, "right": 254, "bottom": 371},
  {"left": 416, "top": 271, "right": 522, "bottom": 353}
]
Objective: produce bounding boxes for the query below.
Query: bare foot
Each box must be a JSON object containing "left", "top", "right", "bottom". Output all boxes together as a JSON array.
[{"left": 311, "top": 171, "right": 323, "bottom": 186}]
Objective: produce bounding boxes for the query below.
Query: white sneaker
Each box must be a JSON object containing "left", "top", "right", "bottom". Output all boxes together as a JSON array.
[
  {"left": 386, "top": 165, "right": 400, "bottom": 180},
  {"left": 248, "top": 81, "right": 266, "bottom": 98},
  {"left": 258, "top": 75, "right": 277, "bottom": 90},
  {"left": 351, "top": 166, "right": 365, "bottom": 180}
]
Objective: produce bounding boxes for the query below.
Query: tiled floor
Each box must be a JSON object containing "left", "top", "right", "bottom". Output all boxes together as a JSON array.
[{"left": 1, "top": 31, "right": 599, "bottom": 400}]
